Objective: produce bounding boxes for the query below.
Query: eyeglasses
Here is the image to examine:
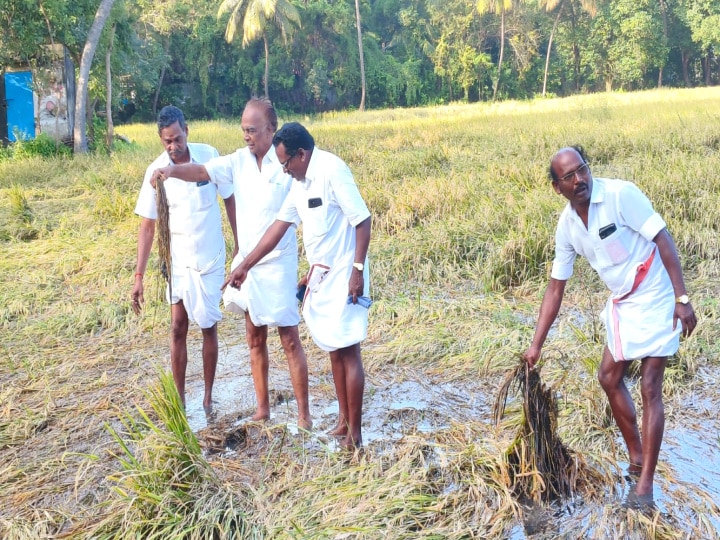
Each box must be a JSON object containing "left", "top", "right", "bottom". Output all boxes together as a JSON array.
[
  {"left": 558, "top": 162, "right": 589, "bottom": 183},
  {"left": 279, "top": 153, "right": 297, "bottom": 168}
]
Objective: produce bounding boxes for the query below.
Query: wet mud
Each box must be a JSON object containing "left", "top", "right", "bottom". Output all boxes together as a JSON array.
[{"left": 180, "top": 334, "right": 720, "bottom": 538}]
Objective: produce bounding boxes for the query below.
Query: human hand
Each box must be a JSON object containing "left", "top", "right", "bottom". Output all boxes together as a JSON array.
[
  {"left": 150, "top": 166, "right": 171, "bottom": 188},
  {"left": 222, "top": 264, "right": 248, "bottom": 291},
  {"left": 674, "top": 302, "right": 697, "bottom": 338},
  {"left": 347, "top": 270, "right": 364, "bottom": 304},
  {"left": 131, "top": 278, "right": 144, "bottom": 315},
  {"left": 522, "top": 346, "right": 542, "bottom": 369}
]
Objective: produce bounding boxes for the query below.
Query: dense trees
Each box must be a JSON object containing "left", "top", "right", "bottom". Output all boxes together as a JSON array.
[{"left": 1, "top": 0, "right": 719, "bottom": 124}]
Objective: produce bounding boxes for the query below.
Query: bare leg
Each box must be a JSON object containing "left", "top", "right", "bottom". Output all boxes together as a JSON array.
[
  {"left": 329, "top": 343, "right": 364, "bottom": 449},
  {"left": 200, "top": 323, "right": 218, "bottom": 410},
  {"left": 328, "top": 353, "right": 348, "bottom": 437},
  {"left": 245, "top": 312, "right": 270, "bottom": 421},
  {"left": 278, "top": 325, "right": 312, "bottom": 430},
  {"left": 635, "top": 356, "right": 667, "bottom": 496},
  {"left": 597, "top": 346, "right": 643, "bottom": 473},
  {"left": 170, "top": 302, "right": 190, "bottom": 408}
]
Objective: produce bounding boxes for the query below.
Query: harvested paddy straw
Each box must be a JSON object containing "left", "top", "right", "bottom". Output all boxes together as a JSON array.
[
  {"left": 494, "top": 359, "right": 596, "bottom": 504},
  {"left": 155, "top": 176, "right": 172, "bottom": 299}
]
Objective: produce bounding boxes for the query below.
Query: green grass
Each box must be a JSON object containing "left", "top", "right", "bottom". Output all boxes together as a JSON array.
[{"left": 2, "top": 87, "right": 720, "bottom": 539}]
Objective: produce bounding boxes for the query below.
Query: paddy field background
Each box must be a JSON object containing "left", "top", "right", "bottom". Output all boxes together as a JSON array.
[{"left": 2, "top": 88, "right": 720, "bottom": 539}]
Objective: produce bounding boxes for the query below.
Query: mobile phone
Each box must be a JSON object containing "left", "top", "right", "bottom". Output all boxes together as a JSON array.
[
  {"left": 599, "top": 223, "right": 617, "bottom": 239},
  {"left": 296, "top": 284, "right": 307, "bottom": 302},
  {"left": 308, "top": 197, "right": 323, "bottom": 208},
  {"left": 347, "top": 295, "right": 373, "bottom": 308}
]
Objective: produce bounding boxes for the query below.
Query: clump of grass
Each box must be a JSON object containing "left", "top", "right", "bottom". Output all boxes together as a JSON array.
[
  {"left": 494, "top": 359, "right": 604, "bottom": 504},
  {"left": 90, "top": 371, "right": 255, "bottom": 539},
  {"left": 4, "top": 184, "right": 39, "bottom": 241}
]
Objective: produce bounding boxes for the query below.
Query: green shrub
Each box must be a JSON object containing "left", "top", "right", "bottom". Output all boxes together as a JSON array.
[{"left": 10, "top": 133, "right": 71, "bottom": 160}]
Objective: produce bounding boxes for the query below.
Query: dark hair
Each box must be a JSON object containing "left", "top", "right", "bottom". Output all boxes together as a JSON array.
[
  {"left": 157, "top": 105, "right": 186, "bottom": 132},
  {"left": 549, "top": 145, "right": 589, "bottom": 182},
  {"left": 272, "top": 122, "right": 315, "bottom": 155},
  {"left": 245, "top": 97, "right": 278, "bottom": 131}
]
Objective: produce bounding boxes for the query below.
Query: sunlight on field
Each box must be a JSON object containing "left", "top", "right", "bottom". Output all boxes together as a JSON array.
[{"left": 2, "top": 87, "right": 720, "bottom": 539}]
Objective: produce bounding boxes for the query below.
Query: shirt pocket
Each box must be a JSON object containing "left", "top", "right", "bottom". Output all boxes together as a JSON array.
[
  {"left": 193, "top": 181, "right": 217, "bottom": 210},
  {"left": 593, "top": 226, "right": 631, "bottom": 269},
  {"left": 302, "top": 199, "right": 330, "bottom": 240}
]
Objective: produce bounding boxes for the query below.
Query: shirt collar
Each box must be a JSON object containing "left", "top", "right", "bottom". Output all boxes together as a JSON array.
[
  {"left": 298, "top": 148, "right": 318, "bottom": 190},
  {"left": 590, "top": 176, "right": 605, "bottom": 204}
]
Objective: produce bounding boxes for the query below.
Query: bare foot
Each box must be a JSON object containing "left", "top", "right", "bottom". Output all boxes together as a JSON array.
[
  {"left": 328, "top": 425, "right": 347, "bottom": 437},
  {"left": 627, "top": 462, "right": 642, "bottom": 477},
  {"left": 251, "top": 410, "right": 270, "bottom": 422},
  {"left": 328, "top": 417, "right": 348, "bottom": 437},
  {"left": 298, "top": 416, "right": 313, "bottom": 431},
  {"left": 340, "top": 434, "right": 362, "bottom": 451}
]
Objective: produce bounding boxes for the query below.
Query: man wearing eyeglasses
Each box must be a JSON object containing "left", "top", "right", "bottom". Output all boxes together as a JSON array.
[
  {"left": 224, "top": 122, "right": 372, "bottom": 451},
  {"left": 151, "top": 99, "right": 312, "bottom": 431},
  {"left": 523, "top": 145, "right": 696, "bottom": 505}
]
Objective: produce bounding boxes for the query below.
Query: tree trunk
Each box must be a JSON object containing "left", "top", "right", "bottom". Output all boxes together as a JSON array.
[
  {"left": 153, "top": 37, "right": 170, "bottom": 117},
  {"left": 657, "top": 0, "right": 668, "bottom": 88},
  {"left": 543, "top": 3, "right": 564, "bottom": 97},
  {"left": 355, "top": 0, "right": 366, "bottom": 111},
  {"left": 263, "top": 34, "right": 270, "bottom": 98},
  {"left": 704, "top": 54, "right": 711, "bottom": 86},
  {"left": 106, "top": 23, "right": 115, "bottom": 151},
  {"left": 493, "top": 8, "right": 505, "bottom": 100},
  {"left": 74, "top": 0, "right": 116, "bottom": 154},
  {"left": 681, "top": 50, "right": 691, "bottom": 86}
]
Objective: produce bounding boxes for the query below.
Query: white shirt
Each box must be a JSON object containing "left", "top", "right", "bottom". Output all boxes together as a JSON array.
[
  {"left": 135, "top": 143, "right": 233, "bottom": 271},
  {"left": 277, "top": 147, "right": 370, "bottom": 267},
  {"left": 551, "top": 177, "right": 667, "bottom": 295},
  {"left": 204, "top": 145, "right": 296, "bottom": 262}
]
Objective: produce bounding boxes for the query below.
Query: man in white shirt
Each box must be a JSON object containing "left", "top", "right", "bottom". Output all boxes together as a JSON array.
[
  {"left": 224, "top": 122, "right": 372, "bottom": 450},
  {"left": 523, "top": 145, "right": 697, "bottom": 504},
  {"left": 132, "top": 105, "right": 238, "bottom": 411},
  {"left": 150, "top": 100, "right": 311, "bottom": 430}
]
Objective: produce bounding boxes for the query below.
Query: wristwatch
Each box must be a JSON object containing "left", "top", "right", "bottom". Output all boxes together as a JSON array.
[
  {"left": 352, "top": 262, "right": 364, "bottom": 272},
  {"left": 675, "top": 294, "right": 690, "bottom": 305}
]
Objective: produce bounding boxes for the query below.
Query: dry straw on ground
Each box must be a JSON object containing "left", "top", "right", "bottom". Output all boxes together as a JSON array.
[{"left": 2, "top": 88, "right": 720, "bottom": 539}]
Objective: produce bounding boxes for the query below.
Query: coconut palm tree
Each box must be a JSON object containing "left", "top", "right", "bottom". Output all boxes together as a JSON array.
[
  {"left": 476, "top": 0, "right": 518, "bottom": 100},
  {"left": 538, "top": 0, "right": 599, "bottom": 96},
  {"left": 355, "top": 0, "right": 366, "bottom": 111},
  {"left": 74, "top": 0, "right": 116, "bottom": 153},
  {"left": 218, "top": 0, "right": 301, "bottom": 98}
]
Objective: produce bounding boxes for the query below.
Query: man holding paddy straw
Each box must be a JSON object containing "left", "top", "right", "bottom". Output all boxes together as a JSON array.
[{"left": 523, "top": 145, "right": 696, "bottom": 505}]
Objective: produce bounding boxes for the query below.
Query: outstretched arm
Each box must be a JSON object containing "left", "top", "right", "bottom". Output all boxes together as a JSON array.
[
  {"left": 150, "top": 163, "right": 210, "bottom": 187},
  {"left": 522, "top": 278, "right": 567, "bottom": 368},
  {"left": 653, "top": 228, "right": 696, "bottom": 337},
  {"left": 223, "top": 220, "right": 293, "bottom": 290}
]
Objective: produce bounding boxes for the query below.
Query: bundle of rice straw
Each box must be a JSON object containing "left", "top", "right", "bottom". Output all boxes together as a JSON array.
[
  {"left": 155, "top": 177, "right": 172, "bottom": 300},
  {"left": 493, "top": 360, "right": 578, "bottom": 503}
]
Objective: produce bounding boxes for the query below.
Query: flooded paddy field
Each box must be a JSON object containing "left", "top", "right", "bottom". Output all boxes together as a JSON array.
[{"left": 179, "top": 322, "right": 720, "bottom": 539}]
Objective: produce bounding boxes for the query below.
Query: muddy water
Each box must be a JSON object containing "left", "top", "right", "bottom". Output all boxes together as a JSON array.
[{"left": 179, "top": 335, "right": 720, "bottom": 538}]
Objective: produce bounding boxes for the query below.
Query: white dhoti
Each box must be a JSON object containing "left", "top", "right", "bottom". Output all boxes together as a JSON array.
[
  {"left": 168, "top": 250, "right": 225, "bottom": 329},
  {"left": 303, "top": 251, "right": 370, "bottom": 352},
  {"left": 223, "top": 250, "right": 301, "bottom": 328},
  {"left": 601, "top": 249, "right": 680, "bottom": 361}
]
